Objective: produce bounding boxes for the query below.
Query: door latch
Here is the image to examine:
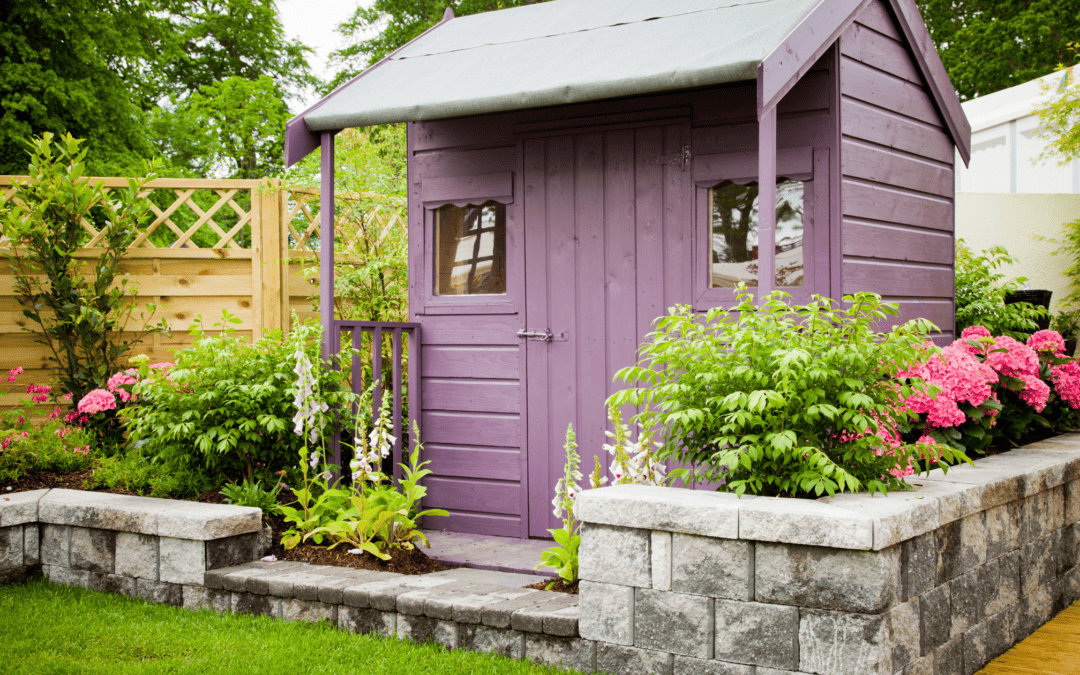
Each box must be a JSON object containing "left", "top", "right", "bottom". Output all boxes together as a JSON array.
[{"left": 516, "top": 329, "right": 553, "bottom": 342}]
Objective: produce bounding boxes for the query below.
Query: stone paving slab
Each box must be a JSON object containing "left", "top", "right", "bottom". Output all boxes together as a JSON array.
[{"left": 0, "top": 489, "right": 49, "bottom": 527}]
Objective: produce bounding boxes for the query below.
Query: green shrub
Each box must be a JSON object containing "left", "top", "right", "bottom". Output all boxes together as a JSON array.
[
  {"left": 0, "top": 412, "right": 95, "bottom": 484},
  {"left": 122, "top": 317, "right": 357, "bottom": 485},
  {"left": 85, "top": 450, "right": 215, "bottom": 498},
  {"left": 221, "top": 477, "right": 284, "bottom": 514},
  {"left": 955, "top": 240, "right": 1047, "bottom": 339},
  {"left": 609, "top": 288, "right": 946, "bottom": 497}
]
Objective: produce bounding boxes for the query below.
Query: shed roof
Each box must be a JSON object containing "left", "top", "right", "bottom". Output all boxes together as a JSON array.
[{"left": 286, "top": 0, "right": 971, "bottom": 165}]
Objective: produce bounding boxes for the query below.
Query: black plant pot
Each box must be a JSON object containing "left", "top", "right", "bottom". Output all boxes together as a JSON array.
[
  {"left": 1066, "top": 339, "right": 1077, "bottom": 357},
  {"left": 1005, "top": 289, "right": 1053, "bottom": 331}
]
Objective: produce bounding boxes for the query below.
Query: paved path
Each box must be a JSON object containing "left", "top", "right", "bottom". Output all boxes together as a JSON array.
[
  {"left": 423, "top": 530, "right": 555, "bottom": 576},
  {"left": 978, "top": 601, "right": 1080, "bottom": 674}
]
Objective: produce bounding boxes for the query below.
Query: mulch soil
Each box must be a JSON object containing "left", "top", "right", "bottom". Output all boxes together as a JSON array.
[
  {"left": 524, "top": 578, "right": 578, "bottom": 594},
  {"left": 2, "top": 470, "right": 452, "bottom": 576}
]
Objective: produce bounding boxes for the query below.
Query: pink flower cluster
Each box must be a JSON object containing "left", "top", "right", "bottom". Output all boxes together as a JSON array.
[
  {"left": 900, "top": 344, "right": 998, "bottom": 426},
  {"left": 7, "top": 367, "right": 23, "bottom": 383},
  {"left": 77, "top": 389, "right": 117, "bottom": 415},
  {"left": 25, "top": 383, "right": 50, "bottom": 404},
  {"left": 107, "top": 369, "right": 139, "bottom": 403}
]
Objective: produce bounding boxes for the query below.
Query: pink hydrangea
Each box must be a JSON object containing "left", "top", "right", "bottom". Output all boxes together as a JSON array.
[
  {"left": 961, "top": 325, "right": 992, "bottom": 339},
  {"left": 984, "top": 336, "right": 1040, "bottom": 379},
  {"left": 77, "top": 389, "right": 117, "bottom": 415},
  {"left": 899, "top": 343, "right": 997, "bottom": 426},
  {"left": 1018, "top": 374, "right": 1050, "bottom": 412},
  {"left": 1027, "top": 330, "right": 1067, "bottom": 355},
  {"left": 107, "top": 368, "right": 139, "bottom": 403},
  {"left": 1050, "top": 360, "right": 1080, "bottom": 409}
]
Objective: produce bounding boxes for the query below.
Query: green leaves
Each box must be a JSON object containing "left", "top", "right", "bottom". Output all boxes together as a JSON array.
[{"left": 609, "top": 285, "right": 939, "bottom": 498}]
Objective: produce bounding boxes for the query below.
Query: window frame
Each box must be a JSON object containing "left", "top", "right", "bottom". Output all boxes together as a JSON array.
[
  {"left": 691, "top": 146, "right": 825, "bottom": 309},
  {"left": 420, "top": 171, "right": 518, "bottom": 315}
]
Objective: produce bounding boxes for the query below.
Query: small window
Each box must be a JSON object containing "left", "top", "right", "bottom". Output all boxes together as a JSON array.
[
  {"left": 709, "top": 178, "right": 805, "bottom": 289},
  {"left": 434, "top": 201, "right": 506, "bottom": 296}
]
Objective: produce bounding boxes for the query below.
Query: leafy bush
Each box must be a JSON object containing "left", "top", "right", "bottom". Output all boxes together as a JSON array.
[
  {"left": 85, "top": 451, "right": 215, "bottom": 498},
  {"left": 955, "top": 240, "right": 1047, "bottom": 339},
  {"left": 122, "top": 317, "right": 356, "bottom": 484},
  {"left": 0, "top": 134, "right": 167, "bottom": 413},
  {"left": 609, "top": 288, "right": 954, "bottom": 497},
  {"left": 220, "top": 477, "right": 284, "bottom": 514}
]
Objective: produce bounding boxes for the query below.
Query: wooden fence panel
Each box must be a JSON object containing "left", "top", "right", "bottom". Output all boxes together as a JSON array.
[{"left": 0, "top": 176, "right": 406, "bottom": 409}]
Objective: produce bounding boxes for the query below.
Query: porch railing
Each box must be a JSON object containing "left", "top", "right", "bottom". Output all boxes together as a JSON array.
[{"left": 328, "top": 320, "right": 421, "bottom": 482}]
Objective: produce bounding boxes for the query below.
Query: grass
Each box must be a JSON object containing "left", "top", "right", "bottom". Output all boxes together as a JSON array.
[{"left": 0, "top": 579, "right": 577, "bottom": 675}]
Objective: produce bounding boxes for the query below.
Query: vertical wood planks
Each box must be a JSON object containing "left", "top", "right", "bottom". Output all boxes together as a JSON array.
[{"left": 392, "top": 327, "right": 403, "bottom": 481}]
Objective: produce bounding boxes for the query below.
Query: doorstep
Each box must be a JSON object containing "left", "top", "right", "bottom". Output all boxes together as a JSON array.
[{"left": 422, "top": 530, "right": 556, "bottom": 577}]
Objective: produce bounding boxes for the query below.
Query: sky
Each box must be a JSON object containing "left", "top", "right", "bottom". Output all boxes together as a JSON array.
[{"left": 278, "top": 0, "right": 377, "bottom": 112}]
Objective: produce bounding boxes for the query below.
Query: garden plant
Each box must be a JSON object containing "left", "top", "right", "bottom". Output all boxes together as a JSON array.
[{"left": 954, "top": 239, "right": 1048, "bottom": 339}]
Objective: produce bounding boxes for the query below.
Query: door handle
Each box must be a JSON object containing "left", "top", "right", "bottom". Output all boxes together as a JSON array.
[{"left": 516, "top": 329, "right": 553, "bottom": 342}]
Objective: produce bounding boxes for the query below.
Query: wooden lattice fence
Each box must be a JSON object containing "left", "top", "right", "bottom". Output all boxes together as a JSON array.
[{"left": 0, "top": 176, "right": 406, "bottom": 409}]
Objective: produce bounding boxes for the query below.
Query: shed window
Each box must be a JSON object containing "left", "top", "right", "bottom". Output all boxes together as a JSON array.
[
  {"left": 709, "top": 178, "right": 804, "bottom": 289},
  {"left": 434, "top": 201, "right": 506, "bottom": 295}
]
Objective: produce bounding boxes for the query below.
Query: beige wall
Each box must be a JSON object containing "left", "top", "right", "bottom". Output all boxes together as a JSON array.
[{"left": 955, "top": 193, "right": 1080, "bottom": 313}]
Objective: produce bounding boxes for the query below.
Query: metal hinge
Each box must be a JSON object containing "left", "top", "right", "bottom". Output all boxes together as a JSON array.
[{"left": 650, "top": 145, "right": 691, "bottom": 171}]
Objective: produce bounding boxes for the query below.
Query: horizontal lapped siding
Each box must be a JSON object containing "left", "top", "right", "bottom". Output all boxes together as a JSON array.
[{"left": 840, "top": 0, "right": 955, "bottom": 341}]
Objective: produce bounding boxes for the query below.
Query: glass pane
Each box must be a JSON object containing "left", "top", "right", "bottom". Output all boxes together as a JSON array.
[
  {"left": 435, "top": 202, "right": 507, "bottom": 295},
  {"left": 709, "top": 178, "right": 804, "bottom": 288}
]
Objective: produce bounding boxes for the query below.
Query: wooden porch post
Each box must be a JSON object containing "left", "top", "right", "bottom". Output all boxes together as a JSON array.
[
  {"left": 757, "top": 105, "right": 777, "bottom": 299},
  {"left": 319, "top": 131, "right": 337, "bottom": 361}
]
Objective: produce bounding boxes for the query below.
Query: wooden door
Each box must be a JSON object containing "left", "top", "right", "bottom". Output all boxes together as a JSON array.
[{"left": 523, "top": 123, "right": 692, "bottom": 537}]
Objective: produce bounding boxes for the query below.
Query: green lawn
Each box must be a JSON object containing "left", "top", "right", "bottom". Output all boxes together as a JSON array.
[{"left": 0, "top": 579, "right": 574, "bottom": 675}]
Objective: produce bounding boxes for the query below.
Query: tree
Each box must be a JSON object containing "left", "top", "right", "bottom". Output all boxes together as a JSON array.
[
  {"left": 329, "top": 0, "right": 547, "bottom": 91},
  {"left": 917, "top": 0, "right": 1080, "bottom": 100},
  {"left": 0, "top": 0, "right": 162, "bottom": 175}
]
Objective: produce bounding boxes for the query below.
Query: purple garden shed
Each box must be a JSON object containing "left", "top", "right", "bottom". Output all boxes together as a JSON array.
[{"left": 284, "top": 0, "right": 972, "bottom": 539}]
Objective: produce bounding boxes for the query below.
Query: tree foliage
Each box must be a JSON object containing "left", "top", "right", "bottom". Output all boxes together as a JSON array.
[
  {"left": 328, "top": 0, "right": 547, "bottom": 91},
  {"left": 917, "top": 0, "right": 1080, "bottom": 100}
]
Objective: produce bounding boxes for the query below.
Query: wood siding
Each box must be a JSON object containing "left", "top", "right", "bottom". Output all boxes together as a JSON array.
[{"left": 840, "top": 0, "right": 956, "bottom": 339}]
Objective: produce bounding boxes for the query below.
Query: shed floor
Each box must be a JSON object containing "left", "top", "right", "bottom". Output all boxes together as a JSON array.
[
  {"left": 977, "top": 601, "right": 1080, "bottom": 674},
  {"left": 422, "top": 530, "right": 555, "bottom": 577}
]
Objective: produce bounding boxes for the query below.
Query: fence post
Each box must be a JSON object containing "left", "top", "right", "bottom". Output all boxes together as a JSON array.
[{"left": 258, "top": 179, "right": 285, "bottom": 335}]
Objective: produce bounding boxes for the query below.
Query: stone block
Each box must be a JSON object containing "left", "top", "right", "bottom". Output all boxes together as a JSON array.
[
  {"left": 479, "top": 589, "right": 550, "bottom": 628},
  {"left": 232, "top": 592, "right": 278, "bottom": 618},
  {"left": 89, "top": 572, "right": 137, "bottom": 597},
  {"left": 205, "top": 532, "right": 259, "bottom": 570},
  {"left": 0, "top": 525, "right": 23, "bottom": 571},
  {"left": 265, "top": 571, "right": 332, "bottom": 599},
  {"left": 256, "top": 526, "right": 272, "bottom": 558},
  {"left": 820, "top": 489, "right": 940, "bottom": 549},
  {"left": 23, "top": 523, "right": 39, "bottom": 566},
  {"left": 981, "top": 551, "right": 1021, "bottom": 617},
  {"left": 577, "top": 484, "right": 740, "bottom": 539},
  {"left": 652, "top": 531, "right": 672, "bottom": 591},
  {"left": 902, "top": 655, "right": 934, "bottom": 675},
  {"left": 579, "top": 523, "right": 651, "bottom": 588},
  {"left": 317, "top": 576, "right": 370, "bottom": 605},
  {"left": 936, "top": 514, "right": 986, "bottom": 584},
  {"left": 0, "top": 488, "right": 47, "bottom": 527},
  {"left": 46, "top": 564, "right": 90, "bottom": 588},
  {"left": 183, "top": 585, "right": 231, "bottom": 613},
  {"left": 1063, "top": 567, "right": 1080, "bottom": 607},
  {"left": 985, "top": 502, "right": 1022, "bottom": 561},
  {"left": 933, "top": 638, "right": 964, "bottom": 675},
  {"left": 739, "top": 497, "right": 873, "bottom": 549},
  {"left": 714, "top": 599, "right": 799, "bottom": 670},
  {"left": 69, "top": 527, "right": 115, "bottom": 574},
  {"left": 338, "top": 606, "right": 395, "bottom": 636},
  {"left": 1049, "top": 485, "right": 1066, "bottom": 532},
  {"left": 510, "top": 594, "right": 578, "bottom": 633},
  {"left": 595, "top": 643, "right": 674, "bottom": 675},
  {"left": 460, "top": 624, "right": 524, "bottom": 659},
  {"left": 1024, "top": 491, "right": 1052, "bottom": 541},
  {"left": 543, "top": 605, "right": 579, "bottom": 637},
  {"left": 154, "top": 501, "right": 261, "bottom": 540},
  {"left": 916, "top": 461, "right": 1023, "bottom": 512},
  {"left": 525, "top": 634, "right": 596, "bottom": 672},
  {"left": 1062, "top": 523, "right": 1080, "bottom": 571},
  {"left": 672, "top": 657, "right": 752, "bottom": 675},
  {"left": 115, "top": 532, "right": 158, "bottom": 580},
  {"left": 1065, "top": 480, "right": 1080, "bottom": 525},
  {"left": 905, "top": 479, "right": 981, "bottom": 525},
  {"left": 579, "top": 580, "right": 634, "bottom": 645},
  {"left": 948, "top": 569, "right": 984, "bottom": 640},
  {"left": 40, "top": 523, "right": 70, "bottom": 566},
  {"left": 799, "top": 610, "right": 892, "bottom": 675},
  {"left": 212, "top": 563, "right": 285, "bottom": 592},
  {"left": 280, "top": 598, "right": 334, "bottom": 623},
  {"left": 984, "top": 604, "right": 1019, "bottom": 663},
  {"left": 136, "top": 578, "right": 182, "bottom": 606},
  {"left": 1018, "top": 584, "right": 1054, "bottom": 639},
  {"left": 38, "top": 490, "right": 168, "bottom": 534},
  {"left": 962, "top": 623, "right": 990, "bottom": 675},
  {"left": 1020, "top": 532, "right": 1059, "bottom": 597},
  {"left": 452, "top": 588, "right": 535, "bottom": 624},
  {"left": 158, "top": 537, "right": 206, "bottom": 585},
  {"left": 902, "top": 531, "right": 937, "bottom": 601},
  {"left": 634, "top": 588, "right": 712, "bottom": 658},
  {"left": 919, "top": 584, "right": 951, "bottom": 656},
  {"left": 397, "top": 613, "right": 457, "bottom": 647},
  {"left": 889, "top": 599, "right": 921, "bottom": 672},
  {"left": 671, "top": 534, "right": 751, "bottom": 600},
  {"left": 755, "top": 542, "right": 900, "bottom": 613}
]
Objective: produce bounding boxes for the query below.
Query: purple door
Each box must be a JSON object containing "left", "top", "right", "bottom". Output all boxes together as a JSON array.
[{"left": 522, "top": 123, "right": 692, "bottom": 536}]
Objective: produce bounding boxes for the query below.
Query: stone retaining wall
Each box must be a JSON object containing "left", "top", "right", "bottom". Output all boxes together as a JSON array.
[{"left": 575, "top": 437, "right": 1080, "bottom": 675}]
